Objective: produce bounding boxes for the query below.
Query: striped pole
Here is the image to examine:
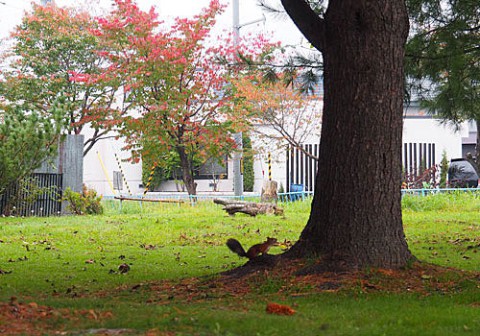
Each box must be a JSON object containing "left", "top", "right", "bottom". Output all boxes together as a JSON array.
[
  {"left": 114, "top": 153, "right": 132, "bottom": 195},
  {"left": 96, "top": 151, "right": 116, "bottom": 194},
  {"left": 143, "top": 162, "right": 157, "bottom": 197},
  {"left": 268, "top": 152, "right": 272, "bottom": 181}
]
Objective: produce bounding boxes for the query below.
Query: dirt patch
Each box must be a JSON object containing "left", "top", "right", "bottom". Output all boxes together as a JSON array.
[
  {"left": 1, "top": 261, "right": 478, "bottom": 335},
  {"left": 111, "top": 260, "right": 480, "bottom": 305},
  {"left": 0, "top": 296, "right": 113, "bottom": 336}
]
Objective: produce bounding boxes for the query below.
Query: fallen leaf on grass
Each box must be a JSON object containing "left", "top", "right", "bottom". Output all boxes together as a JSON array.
[
  {"left": 88, "top": 309, "right": 98, "bottom": 320},
  {"left": 140, "top": 244, "right": 157, "bottom": 250},
  {"left": 173, "top": 306, "right": 187, "bottom": 315},
  {"left": 118, "top": 263, "right": 130, "bottom": 274},
  {"left": 266, "top": 302, "right": 296, "bottom": 316},
  {"left": 361, "top": 281, "right": 380, "bottom": 290},
  {"left": 131, "top": 284, "right": 142, "bottom": 291},
  {"left": 28, "top": 302, "right": 38, "bottom": 309}
]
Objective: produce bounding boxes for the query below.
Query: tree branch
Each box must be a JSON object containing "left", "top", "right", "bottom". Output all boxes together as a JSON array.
[
  {"left": 406, "top": 45, "right": 480, "bottom": 61},
  {"left": 280, "top": 0, "right": 326, "bottom": 52}
]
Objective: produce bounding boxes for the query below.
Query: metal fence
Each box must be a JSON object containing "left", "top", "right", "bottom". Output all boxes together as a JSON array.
[
  {"left": 401, "top": 187, "right": 480, "bottom": 196},
  {"left": 0, "top": 173, "right": 63, "bottom": 217},
  {"left": 286, "top": 144, "right": 318, "bottom": 193}
]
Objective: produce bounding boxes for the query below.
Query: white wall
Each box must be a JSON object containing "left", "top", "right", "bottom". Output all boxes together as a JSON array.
[
  {"left": 83, "top": 132, "right": 143, "bottom": 197},
  {"left": 83, "top": 128, "right": 235, "bottom": 196},
  {"left": 403, "top": 118, "right": 466, "bottom": 162},
  {"left": 83, "top": 117, "right": 466, "bottom": 196}
]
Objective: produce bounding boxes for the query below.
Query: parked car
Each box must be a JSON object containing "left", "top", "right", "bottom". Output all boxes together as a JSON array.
[{"left": 447, "top": 158, "right": 479, "bottom": 188}]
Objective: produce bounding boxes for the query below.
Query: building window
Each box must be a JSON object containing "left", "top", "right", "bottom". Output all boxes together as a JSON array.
[
  {"left": 168, "top": 156, "right": 228, "bottom": 180},
  {"left": 113, "top": 171, "right": 123, "bottom": 190},
  {"left": 196, "top": 157, "right": 228, "bottom": 180}
]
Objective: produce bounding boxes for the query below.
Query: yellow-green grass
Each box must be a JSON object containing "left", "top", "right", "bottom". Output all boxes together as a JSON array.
[{"left": 0, "top": 195, "right": 478, "bottom": 335}]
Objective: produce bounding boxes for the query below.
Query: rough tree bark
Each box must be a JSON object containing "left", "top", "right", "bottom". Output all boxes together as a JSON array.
[{"left": 281, "top": 0, "right": 413, "bottom": 269}]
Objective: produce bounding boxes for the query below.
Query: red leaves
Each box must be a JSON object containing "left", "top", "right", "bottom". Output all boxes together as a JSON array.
[
  {"left": 52, "top": 0, "right": 276, "bottom": 165},
  {"left": 67, "top": 71, "right": 90, "bottom": 83},
  {"left": 266, "top": 302, "right": 296, "bottom": 316}
]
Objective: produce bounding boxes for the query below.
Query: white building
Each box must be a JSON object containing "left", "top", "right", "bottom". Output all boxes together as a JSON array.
[{"left": 83, "top": 100, "right": 467, "bottom": 197}]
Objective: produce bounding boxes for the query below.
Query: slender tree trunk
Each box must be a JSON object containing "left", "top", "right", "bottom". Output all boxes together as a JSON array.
[
  {"left": 283, "top": 0, "right": 412, "bottom": 269},
  {"left": 177, "top": 145, "right": 197, "bottom": 196}
]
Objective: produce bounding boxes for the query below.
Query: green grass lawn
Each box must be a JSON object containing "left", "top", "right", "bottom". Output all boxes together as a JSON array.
[{"left": 0, "top": 194, "right": 479, "bottom": 335}]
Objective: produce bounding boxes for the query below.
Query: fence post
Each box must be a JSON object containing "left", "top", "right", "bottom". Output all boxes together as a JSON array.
[
  {"left": 143, "top": 163, "right": 157, "bottom": 197},
  {"left": 268, "top": 152, "right": 272, "bottom": 181}
]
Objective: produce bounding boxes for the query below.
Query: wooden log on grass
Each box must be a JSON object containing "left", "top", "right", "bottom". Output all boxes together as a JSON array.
[{"left": 213, "top": 198, "right": 283, "bottom": 216}]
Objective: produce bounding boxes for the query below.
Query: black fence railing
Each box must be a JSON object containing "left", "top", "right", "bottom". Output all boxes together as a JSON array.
[{"left": 0, "top": 173, "right": 63, "bottom": 217}]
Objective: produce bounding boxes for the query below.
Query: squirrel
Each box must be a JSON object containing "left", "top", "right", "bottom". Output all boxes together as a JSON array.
[{"left": 226, "top": 237, "right": 277, "bottom": 259}]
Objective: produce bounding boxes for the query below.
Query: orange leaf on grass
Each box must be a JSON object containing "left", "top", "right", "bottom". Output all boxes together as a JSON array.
[{"left": 266, "top": 302, "right": 296, "bottom": 316}]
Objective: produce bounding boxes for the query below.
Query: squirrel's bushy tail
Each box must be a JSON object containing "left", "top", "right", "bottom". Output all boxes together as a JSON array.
[{"left": 226, "top": 238, "right": 247, "bottom": 258}]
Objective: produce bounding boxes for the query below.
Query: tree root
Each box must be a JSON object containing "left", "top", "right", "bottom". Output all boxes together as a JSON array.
[
  {"left": 221, "top": 251, "right": 414, "bottom": 279},
  {"left": 221, "top": 254, "right": 280, "bottom": 277}
]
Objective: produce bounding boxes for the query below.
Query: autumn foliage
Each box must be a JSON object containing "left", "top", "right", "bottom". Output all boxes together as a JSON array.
[
  {"left": 71, "top": 0, "right": 277, "bottom": 195},
  {"left": 0, "top": 4, "right": 122, "bottom": 156},
  {"left": 232, "top": 74, "right": 322, "bottom": 159},
  {"left": 1, "top": 0, "right": 278, "bottom": 195}
]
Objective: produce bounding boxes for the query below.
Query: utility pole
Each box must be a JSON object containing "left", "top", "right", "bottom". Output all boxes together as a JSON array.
[
  {"left": 232, "top": 0, "right": 265, "bottom": 197},
  {"left": 232, "top": 0, "right": 243, "bottom": 197}
]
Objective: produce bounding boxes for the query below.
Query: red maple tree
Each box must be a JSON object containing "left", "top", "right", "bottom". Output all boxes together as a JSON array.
[{"left": 73, "top": 0, "right": 276, "bottom": 195}]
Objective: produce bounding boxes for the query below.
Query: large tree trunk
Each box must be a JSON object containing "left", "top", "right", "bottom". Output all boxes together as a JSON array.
[
  {"left": 177, "top": 145, "right": 197, "bottom": 196},
  {"left": 282, "top": 0, "right": 412, "bottom": 269}
]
